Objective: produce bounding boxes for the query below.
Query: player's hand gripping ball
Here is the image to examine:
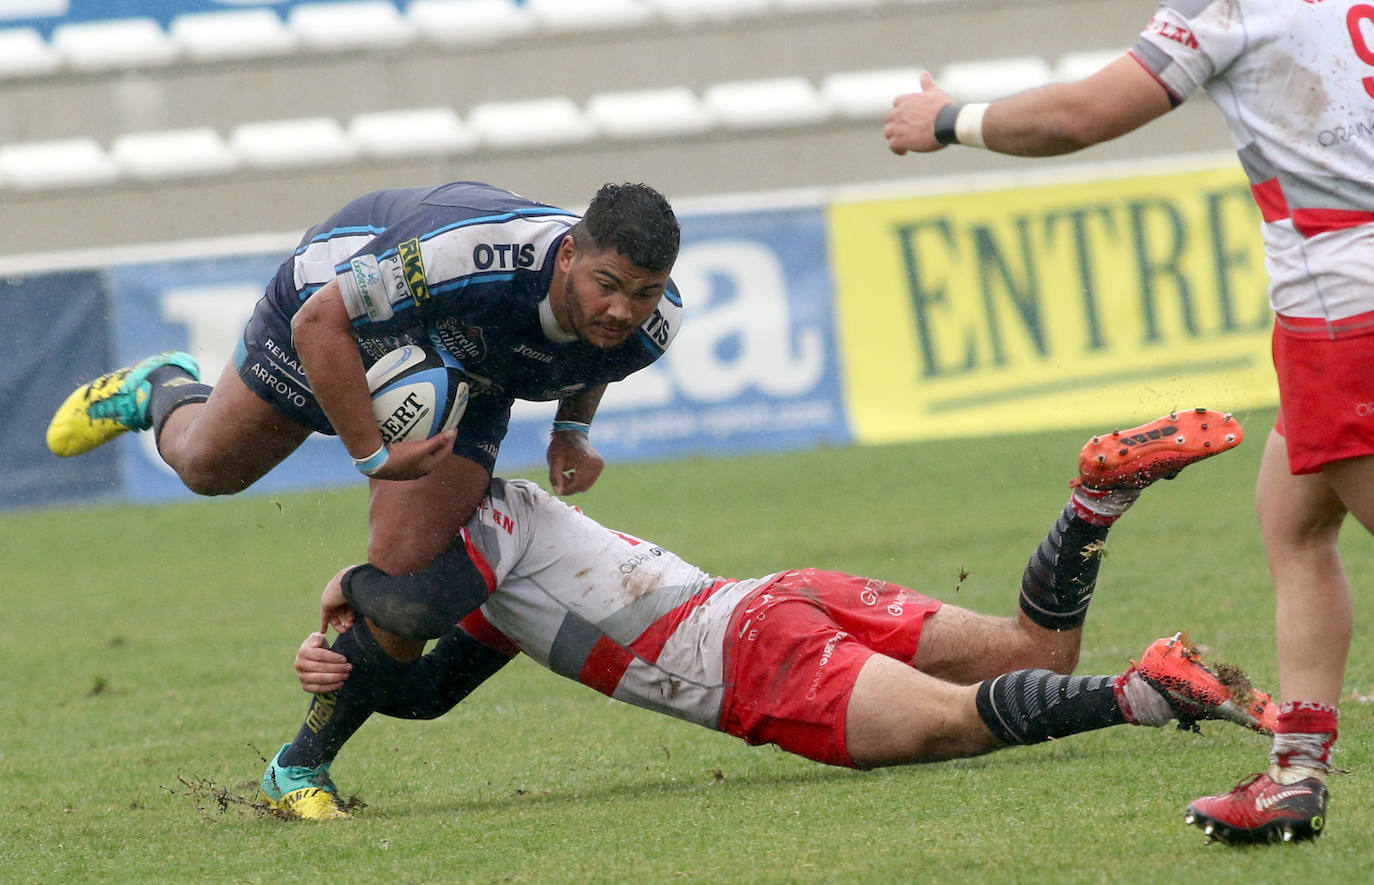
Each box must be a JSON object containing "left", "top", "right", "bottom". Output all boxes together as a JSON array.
[{"left": 366, "top": 344, "right": 468, "bottom": 444}]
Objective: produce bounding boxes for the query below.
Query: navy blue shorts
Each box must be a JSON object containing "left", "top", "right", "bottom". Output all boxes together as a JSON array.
[{"left": 234, "top": 296, "right": 509, "bottom": 473}]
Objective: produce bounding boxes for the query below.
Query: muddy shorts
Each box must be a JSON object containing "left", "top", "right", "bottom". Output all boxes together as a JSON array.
[{"left": 719, "top": 569, "right": 942, "bottom": 768}]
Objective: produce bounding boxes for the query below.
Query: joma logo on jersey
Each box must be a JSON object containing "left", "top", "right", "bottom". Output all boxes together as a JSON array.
[
  {"left": 473, "top": 242, "right": 536, "bottom": 270},
  {"left": 398, "top": 238, "right": 431, "bottom": 306}
]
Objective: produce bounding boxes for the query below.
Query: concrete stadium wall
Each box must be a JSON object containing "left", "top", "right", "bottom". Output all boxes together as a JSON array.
[{"left": 0, "top": 0, "right": 1235, "bottom": 257}]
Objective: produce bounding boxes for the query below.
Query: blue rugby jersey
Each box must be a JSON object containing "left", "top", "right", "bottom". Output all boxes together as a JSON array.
[{"left": 263, "top": 181, "right": 682, "bottom": 402}]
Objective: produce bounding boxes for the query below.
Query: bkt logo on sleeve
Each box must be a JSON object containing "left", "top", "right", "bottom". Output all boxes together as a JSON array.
[{"left": 398, "top": 238, "right": 431, "bottom": 306}]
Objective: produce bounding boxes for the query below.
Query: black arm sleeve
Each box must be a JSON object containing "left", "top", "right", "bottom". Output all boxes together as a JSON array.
[
  {"left": 377, "top": 629, "right": 514, "bottom": 720},
  {"left": 341, "top": 539, "right": 492, "bottom": 640}
]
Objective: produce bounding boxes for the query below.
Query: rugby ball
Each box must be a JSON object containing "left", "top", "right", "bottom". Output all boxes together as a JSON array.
[{"left": 366, "top": 344, "right": 468, "bottom": 445}]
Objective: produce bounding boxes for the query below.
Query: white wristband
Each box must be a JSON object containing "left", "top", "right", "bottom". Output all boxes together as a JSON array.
[{"left": 954, "top": 102, "right": 990, "bottom": 149}]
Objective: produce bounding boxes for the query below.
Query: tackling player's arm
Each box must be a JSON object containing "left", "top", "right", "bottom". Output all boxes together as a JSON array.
[
  {"left": 548, "top": 384, "right": 607, "bottom": 495},
  {"left": 316, "top": 540, "right": 493, "bottom": 641},
  {"left": 884, "top": 55, "right": 1174, "bottom": 157},
  {"left": 291, "top": 279, "right": 455, "bottom": 481}
]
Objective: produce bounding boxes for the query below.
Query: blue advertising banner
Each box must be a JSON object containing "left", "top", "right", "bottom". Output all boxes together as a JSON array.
[
  {"left": 105, "top": 253, "right": 360, "bottom": 503},
  {"left": 0, "top": 0, "right": 408, "bottom": 36},
  {"left": 0, "top": 270, "right": 121, "bottom": 509}
]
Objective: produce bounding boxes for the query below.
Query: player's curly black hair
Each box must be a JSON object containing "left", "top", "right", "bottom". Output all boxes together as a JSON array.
[{"left": 571, "top": 182, "right": 680, "bottom": 272}]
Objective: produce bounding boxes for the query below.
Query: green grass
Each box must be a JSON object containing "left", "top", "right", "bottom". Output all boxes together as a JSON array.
[{"left": 4, "top": 408, "right": 1374, "bottom": 883}]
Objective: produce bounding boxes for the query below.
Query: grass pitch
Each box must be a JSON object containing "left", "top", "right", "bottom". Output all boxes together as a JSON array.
[{"left": 5, "top": 408, "right": 1374, "bottom": 883}]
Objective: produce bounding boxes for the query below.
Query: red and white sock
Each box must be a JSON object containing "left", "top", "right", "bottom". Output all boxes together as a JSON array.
[
  {"left": 1070, "top": 486, "right": 1142, "bottom": 527},
  {"left": 1269, "top": 701, "right": 1338, "bottom": 784}
]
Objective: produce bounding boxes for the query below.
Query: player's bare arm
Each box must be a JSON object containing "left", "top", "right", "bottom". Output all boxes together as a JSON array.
[
  {"left": 548, "top": 384, "right": 607, "bottom": 495},
  {"left": 885, "top": 56, "right": 1174, "bottom": 157},
  {"left": 291, "top": 280, "right": 454, "bottom": 481}
]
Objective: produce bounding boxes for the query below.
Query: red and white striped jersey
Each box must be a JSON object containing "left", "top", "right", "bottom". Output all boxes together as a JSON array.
[
  {"left": 457, "top": 478, "right": 779, "bottom": 729},
  {"left": 1132, "top": 0, "right": 1374, "bottom": 325}
]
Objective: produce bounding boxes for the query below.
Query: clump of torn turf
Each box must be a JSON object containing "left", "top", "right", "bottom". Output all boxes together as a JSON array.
[
  {"left": 167, "top": 772, "right": 366, "bottom": 821},
  {"left": 1080, "top": 539, "right": 1108, "bottom": 561},
  {"left": 1215, "top": 662, "right": 1261, "bottom": 711},
  {"left": 167, "top": 774, "right": 272, "bottom": 819}
]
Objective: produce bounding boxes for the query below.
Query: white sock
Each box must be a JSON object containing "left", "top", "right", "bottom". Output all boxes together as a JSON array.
[{"left": 1119, "top": 671, "right": 1173, "bottom": 727}]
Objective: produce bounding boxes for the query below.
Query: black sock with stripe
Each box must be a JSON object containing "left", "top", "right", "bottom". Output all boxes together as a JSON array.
[
  {"left": 146, "top": 364, "right": 211, "bottom": 443},
  {"left": 1018, "top": 503, "right": 1110, "bottom": 630},
  {"left": 975, "top": 669, "right": 1125, "bottom": 745}
]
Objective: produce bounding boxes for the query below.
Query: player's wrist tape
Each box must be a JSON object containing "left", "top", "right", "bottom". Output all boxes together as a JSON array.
[
  {"left": 933, "top": 102, "right": 990, "bottom": 149},
  {"left": 353, "top": 443, "right": 390, "bottom": 476},
  {"left": 551, "top": 420, "right": 591, "bottom": 436}
]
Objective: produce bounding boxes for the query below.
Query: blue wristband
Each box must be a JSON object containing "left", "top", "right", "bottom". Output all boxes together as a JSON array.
[
  {"left": 353, "top": 443, "right": 389, "bottom": 476},
  {"left": 551, "top": 420, "right": 591, "bottom": 436}
]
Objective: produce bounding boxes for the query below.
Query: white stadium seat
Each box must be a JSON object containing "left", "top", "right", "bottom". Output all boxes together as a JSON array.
[
  {"left": 0, "top": 138, "right": 120, "bottom": 190},
  {"left": 525, "top": 0, "right": 653, "bottom": 34},
  {"left": 348, "top": 107, "right": 479, "bottom": 157},
  {"left": 585, "top": 86, "right": 715, "bottom": 139},
  {"left": 170, "top": 9, "right": 300, "bottom": 62},
  {"left": 1054, "top": 48, "right": 1127, "bottom": 82},
  {"left": 288, "top": 1, "right": 417, "bottom": 52},
  {"left": 702, "top": 76, "right": 831, "bottom": 129},
  {"left": 466, "top": 97, "right": 596, "bottom": 148},
  {"left": 50, "top": 18, "right": 180, "bottom": 72},
  {"left": 405, "top": 0, "right": 535, "bottom": 47},
  {"left": 110, "top": 128, "right": 240, "bottom": 181},
  {"left": 229, "top": 117, "right": 360, "bottom": 169},
  {"left": 936, "top": 55, "right": 1054, "bottom": 103},
  {"left": 0, "top": 28, "right": 61, "bottom": 78},
  {"left": 650, "top": 0, "right": 771, "bottom": 27},
  {"left": 821, "top": 67, "right": 925, "bottom": 119}
]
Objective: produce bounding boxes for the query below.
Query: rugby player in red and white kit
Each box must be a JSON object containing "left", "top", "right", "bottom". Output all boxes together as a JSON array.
[
  {"left": 260, "top": 411, "right": 1274, "bottom": 823},
  {"left": 884, "top": 0, "right": 1374, "bottom": 844}
]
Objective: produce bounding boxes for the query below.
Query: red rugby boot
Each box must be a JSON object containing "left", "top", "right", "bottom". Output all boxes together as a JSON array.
[
  {"left": 1130, "top": 632, "right": 1278, "bottom": 734},
  {"left": 1185, "top": 773, "right": 1328, "bottom": 844},
  {"left": 1074, "top": 408, "right": 1242, "bottom": 491}
]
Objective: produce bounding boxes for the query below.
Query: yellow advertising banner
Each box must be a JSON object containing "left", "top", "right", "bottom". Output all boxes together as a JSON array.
[{"left": 829, "top": 161, "right": 1277, "bottom": 444}]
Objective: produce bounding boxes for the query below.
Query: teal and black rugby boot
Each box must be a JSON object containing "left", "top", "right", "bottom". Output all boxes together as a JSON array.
[{"left": 258, "top": 743, "right": 351, "bottom": 820}]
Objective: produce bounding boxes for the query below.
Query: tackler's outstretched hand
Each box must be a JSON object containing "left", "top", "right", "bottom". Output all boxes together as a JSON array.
[
  {"left": 319, "top": 566, "right": 357, "bottom": 635},
  {"left": 296, "top": 632, "right": 352, "bottom": 694},
  {"left": 885, "top": 72, "right": 955, "bottom": 154}
]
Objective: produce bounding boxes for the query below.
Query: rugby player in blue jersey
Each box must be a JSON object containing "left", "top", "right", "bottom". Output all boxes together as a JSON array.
[{"left": 47, "top": 180, "right": 682, "bottom": 741}]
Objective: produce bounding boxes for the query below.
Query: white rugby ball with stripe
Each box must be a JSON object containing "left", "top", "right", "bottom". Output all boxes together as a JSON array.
[{"left": 366, "top": 344, "right": 468, "bottom": 444}]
